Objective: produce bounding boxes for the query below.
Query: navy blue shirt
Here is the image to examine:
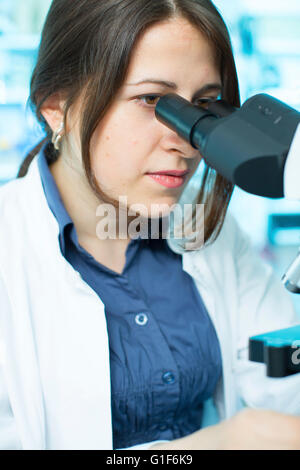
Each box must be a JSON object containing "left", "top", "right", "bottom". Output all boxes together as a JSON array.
[{"left": 37, "top": 142, "right": 222, "bottom": 449}]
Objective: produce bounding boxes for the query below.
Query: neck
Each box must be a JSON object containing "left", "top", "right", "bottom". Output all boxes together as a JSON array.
[{"left": 50, "top": 154, "right": 101, "bottom": 237}]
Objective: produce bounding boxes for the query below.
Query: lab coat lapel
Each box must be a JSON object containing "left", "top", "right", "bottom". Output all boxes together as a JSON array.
[
  {"left": 180, "top": 246, "right": 237, "bottom": 419},
  {"left": 34, "top": 261, "right": 114, "bottom": 450},
  {"left": 27, "top": 159, "right": 114, "bottom": 449},
  {"left": 0, "top": 159, "right": 113, "bottom": 449}
]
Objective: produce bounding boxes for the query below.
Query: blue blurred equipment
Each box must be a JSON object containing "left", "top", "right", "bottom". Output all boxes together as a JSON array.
[{"left": 249, "top": 325, "right": 300, "bottom": 377}]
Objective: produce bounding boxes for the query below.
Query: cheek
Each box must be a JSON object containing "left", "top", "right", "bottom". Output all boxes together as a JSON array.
[
  {"left": 91, "top": 133, "right": 152, "bottom": 190},
  {"left": 90, "top": 107, "right": 158, "bottom": 187}
]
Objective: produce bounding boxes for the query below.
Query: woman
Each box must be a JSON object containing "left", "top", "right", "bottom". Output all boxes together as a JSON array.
[{"left": 0, "top": 0, "right": 300, "bottom": 450}]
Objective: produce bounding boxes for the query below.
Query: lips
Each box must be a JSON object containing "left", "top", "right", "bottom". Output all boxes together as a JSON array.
[
  {"left": 147, "top": 173, "right": 188, "bottom": 188},
  {"left": 147, "top": 170, "right": 190, "bottom": 177}
]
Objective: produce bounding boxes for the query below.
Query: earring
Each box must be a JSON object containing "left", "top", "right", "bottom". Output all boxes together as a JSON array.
[{"left": 52, "top": 121, "right": 64, "bottom": 151}]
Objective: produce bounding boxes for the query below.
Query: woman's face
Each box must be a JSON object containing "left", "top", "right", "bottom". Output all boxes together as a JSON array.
[{"left": 77, "top": 17, "right": 221, "bottom": 219}]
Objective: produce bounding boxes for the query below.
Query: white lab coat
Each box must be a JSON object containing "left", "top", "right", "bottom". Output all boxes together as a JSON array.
[{"left": 0, "top": 156, "right": 300, "bottom": 451}]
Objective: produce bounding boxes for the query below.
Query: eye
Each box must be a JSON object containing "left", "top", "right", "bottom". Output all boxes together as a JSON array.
[
  {"left": 135, "top": 94, "right": 221, "bottom": 109},
  {"left": 194, "top": 97, "right": 220, "bottom": 109},
  {"left": 136, "top": 94, "right": 161, "bottom": 108}
]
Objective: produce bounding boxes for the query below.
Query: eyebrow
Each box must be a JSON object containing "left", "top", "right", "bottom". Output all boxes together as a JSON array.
[{"left": 126, "top": 79, "right": 222, "bottom": 100}]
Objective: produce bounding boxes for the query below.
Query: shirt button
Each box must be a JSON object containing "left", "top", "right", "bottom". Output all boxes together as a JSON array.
[
  {"left": 162, "top": 372, "right": 175, "bottom": 384},
  {"left": 135, "top": 313, "right": 148, "bottom": 326}
]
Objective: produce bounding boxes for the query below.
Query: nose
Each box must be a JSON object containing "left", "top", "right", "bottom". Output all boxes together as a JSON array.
[{"left": 159, "top": 124, "right": 198, "bottom": 159}]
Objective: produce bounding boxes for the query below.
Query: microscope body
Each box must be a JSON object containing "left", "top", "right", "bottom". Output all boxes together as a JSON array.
[
  {"left": 155, "top": 93, "right": 300, "bottom": 377},
  {"left": 252, "top": 125, "right": 300, "bottom": 377},
  {"left": 155, "top": 92, "right": 300, "bottom": 198}
]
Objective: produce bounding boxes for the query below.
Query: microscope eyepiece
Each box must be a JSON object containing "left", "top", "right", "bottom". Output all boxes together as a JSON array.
[
  {"left": 155, "top": 92, "right": 300, "bottom": 198},
  {"left": 155, "top": 93, "right": 219, "bottom": 149}
]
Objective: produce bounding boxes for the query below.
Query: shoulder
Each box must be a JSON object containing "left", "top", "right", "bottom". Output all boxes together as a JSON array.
[
  {"left": 0, "top": 163, "right": 42, "bottom": 264},
  {"left": 196, "top": 209, "right": 250, "bottom": 261},
  {"left": 0, "top": 177, "right": 25, "bottom": 220},
  {"left": 179, "top": 182, "right": 247, "bottom": 255},
  {"left": 174, "top": 210, "right": 249, "bottom": 296},
  {"left": 212, "top": 210, "right": 244, "bottom": 247},
  {"left": 0, "top": 159, "right": 39, "bottom": 221},
  {"left": 0, "top": 176, "right": 22, "bottom": 201}
]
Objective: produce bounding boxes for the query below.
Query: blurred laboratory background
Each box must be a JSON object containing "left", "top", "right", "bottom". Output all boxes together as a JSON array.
[{"left": 0, "top": 0, "right": 300, "bottom": 314}]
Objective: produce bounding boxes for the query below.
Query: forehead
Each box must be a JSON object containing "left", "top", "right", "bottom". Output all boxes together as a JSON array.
[{"left": 125, "top": 17, "right": 220, "bottom": 84}]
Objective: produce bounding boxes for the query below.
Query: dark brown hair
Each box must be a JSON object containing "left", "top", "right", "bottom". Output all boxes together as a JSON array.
[{"left": 18, "top": 0, "right": 240, "bottom": 248}]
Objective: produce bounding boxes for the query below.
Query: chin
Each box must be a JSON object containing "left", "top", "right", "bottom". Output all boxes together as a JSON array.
[
  {"left": 126, "top": 194, "right": 181, "bottom": 219},
  {"left": 147, "top": 204, "right": 178, "bottom": 220}
]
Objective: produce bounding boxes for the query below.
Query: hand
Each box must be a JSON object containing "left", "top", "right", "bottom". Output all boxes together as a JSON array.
[
  {"left": 150, "top": 407, "right": 300, "bottom": 450},
  {"left": 216, "top": 408, "right": 300, "bottom": 450}
]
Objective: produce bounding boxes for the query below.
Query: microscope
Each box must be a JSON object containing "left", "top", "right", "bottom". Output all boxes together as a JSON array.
[{"left": 155, "top": 92, "right": 300, "bottom": 378}]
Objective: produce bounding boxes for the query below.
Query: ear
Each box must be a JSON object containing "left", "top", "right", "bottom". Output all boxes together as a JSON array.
[{"left": 40, "top": 92, "right": 66, "bottom": 132}]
